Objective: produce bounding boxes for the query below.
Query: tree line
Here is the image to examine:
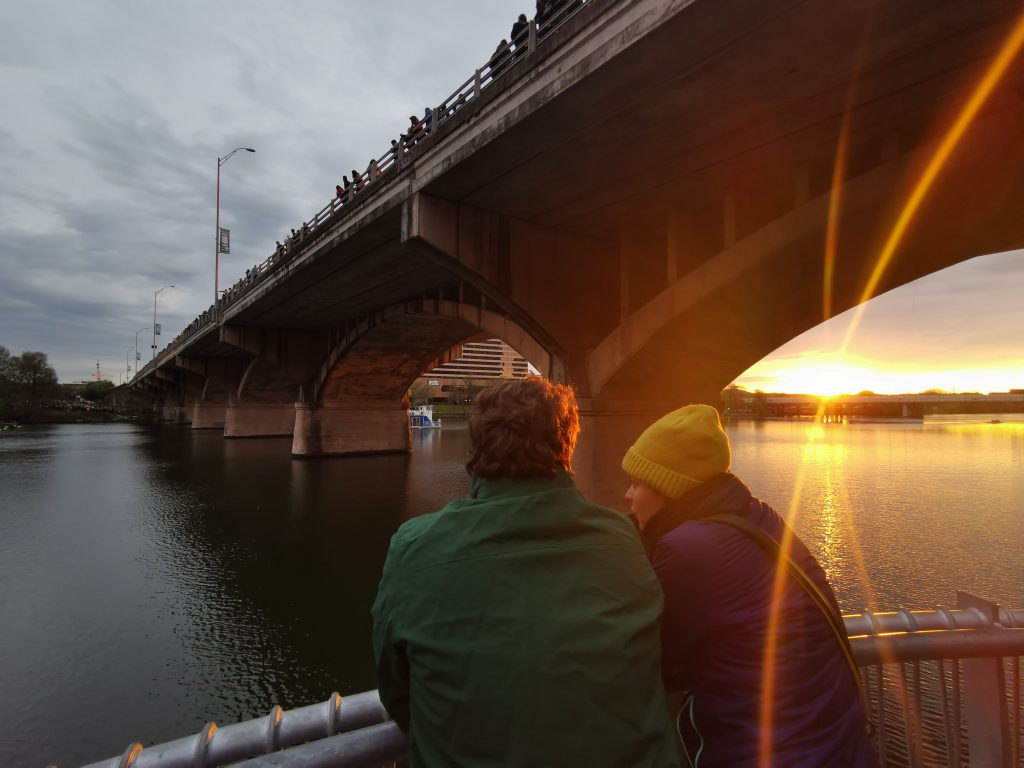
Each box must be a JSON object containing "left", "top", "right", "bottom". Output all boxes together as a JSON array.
[
  {"left": 0, "top": 346, "right": 119, "bottom": 421},
  {"left": 0, "top": 345, "right": 61, "bottom": 415}
]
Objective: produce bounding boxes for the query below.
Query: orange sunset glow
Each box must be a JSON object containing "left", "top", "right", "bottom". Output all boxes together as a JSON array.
[
  {"left": 737, "top": 352, "right": 1023, "bottom": 397},
  {"left": 733, "top": 249, "right": 1024, "bottom": 396}
]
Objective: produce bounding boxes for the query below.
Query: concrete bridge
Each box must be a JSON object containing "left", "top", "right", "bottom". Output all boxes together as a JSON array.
[{"left": 128, "top": 0, "right": 1024, "bottom": 458}]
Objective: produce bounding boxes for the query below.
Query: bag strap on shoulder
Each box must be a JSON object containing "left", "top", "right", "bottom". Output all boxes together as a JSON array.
[{"left": 698, "top": 513, "right": 866, "bottom": 714}]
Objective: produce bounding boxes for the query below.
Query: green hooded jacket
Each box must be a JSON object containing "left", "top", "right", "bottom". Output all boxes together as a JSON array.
[{"left": 372, "top": 473, "right": 678, "bottom": 767}]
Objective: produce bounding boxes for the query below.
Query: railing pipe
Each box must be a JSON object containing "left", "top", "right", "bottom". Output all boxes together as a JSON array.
[
  {"left": 233, "top": 722, "right": 406, "bottom": 768},
  {"left": 82, "top": 692, "right": 390, "bottom": 768},
  {"left": 843, "top": 607, "right": 1024, "bottom": 636},
  {"left": 850, "top": 628, "right": 1024, "bottom": 666}
]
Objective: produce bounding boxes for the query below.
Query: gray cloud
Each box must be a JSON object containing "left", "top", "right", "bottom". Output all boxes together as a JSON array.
[{"left": 0, "top": 0, "right": 531, "bottom": 380}]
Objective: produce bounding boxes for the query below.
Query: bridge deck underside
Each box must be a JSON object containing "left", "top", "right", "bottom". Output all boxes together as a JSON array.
[{"left": 143, "top": 0, "right": 1024, "bottom": 409}]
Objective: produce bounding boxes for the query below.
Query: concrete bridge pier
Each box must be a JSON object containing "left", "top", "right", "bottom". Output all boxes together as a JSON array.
[
  {"left": 190, "top": 401, "right": 227, "bottom": 430},
  {"left": 292, "top": 401, "right": 410, "bottom": 457},
  {"left": 176, "top": 357, "right": 236, "bottom": 432},
  {"left": 160, "top": 401, "right": 185, "bottom": 423},
  {"left": 225, "top": 401, "right": 297, "bottom": 439},
  {"left": 219, "top": 328, "right": 318, "bottom": 439}
]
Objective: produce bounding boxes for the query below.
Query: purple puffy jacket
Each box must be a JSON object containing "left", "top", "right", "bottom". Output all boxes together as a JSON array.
[{"left": 641, "top": 474, "right": 877, "bottom": 768}]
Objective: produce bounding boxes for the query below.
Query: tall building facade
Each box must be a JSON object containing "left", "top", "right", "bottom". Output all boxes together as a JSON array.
[{"left": 424, "top": 339, "right": 530, "bottom": 380}]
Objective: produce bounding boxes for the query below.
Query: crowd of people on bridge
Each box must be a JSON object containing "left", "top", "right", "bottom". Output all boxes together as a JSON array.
[
  {"left": 488, "top": 1, "right": 586, "bottom": 78},
  {"left": 373, "top": 378, "right": 877, "bottom": 766},
  {"left": 164, "top": 1, "right": 594, "bottom": 352}
]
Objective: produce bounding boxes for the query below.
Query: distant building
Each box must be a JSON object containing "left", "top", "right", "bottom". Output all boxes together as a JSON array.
[
  {"left": 424, "top": 339, "right": 530, "bottom": 380},
  {"left": 418, "top": 339, "right": 532, "bottom": 403}
]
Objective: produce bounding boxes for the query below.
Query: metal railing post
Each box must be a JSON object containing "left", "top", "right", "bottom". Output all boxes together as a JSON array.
[
  {"left": 474, "top": 68, "right": 482, "bottom": 98},
  {"left": 957, "top": 590, "right": 1012, "bottom": 767},
  {"left": 529, "top": 20, "right": 538, "bottom": 54}
]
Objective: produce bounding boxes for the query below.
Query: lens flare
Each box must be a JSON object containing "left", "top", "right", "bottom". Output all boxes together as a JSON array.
[
  {"left": 758, "top": 15, "right": 1024, "bottom": 760},
  {"left": 839, "top": 11, "right": 1024, "bottom": 357}
]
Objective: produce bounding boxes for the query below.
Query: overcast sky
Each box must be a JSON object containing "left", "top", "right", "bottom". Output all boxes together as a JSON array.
[
  {"left": 0, "top": 1, "right": 527, "bottom": 382},
  {"left": 1, "top": 1, "right": 1021, "bottom": 391}
]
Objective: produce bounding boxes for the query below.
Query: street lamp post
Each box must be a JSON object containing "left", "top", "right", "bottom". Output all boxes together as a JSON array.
[
  {"left": 152, "top": 285, "right": 175, "bottom": 360},
  {"left": 216, "top": 147, "right": 256, "bottom": 305},
  {"left": 134, "top": 327, "right": 149, "bottom": 377}
]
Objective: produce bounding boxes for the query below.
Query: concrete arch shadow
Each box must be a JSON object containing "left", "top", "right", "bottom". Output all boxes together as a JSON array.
[
  {"left": 295, "top": 298, "right": 557, "bottom": 456},
  {"left": 586, "top": 123, "right": 1024, "bottom": 403}
]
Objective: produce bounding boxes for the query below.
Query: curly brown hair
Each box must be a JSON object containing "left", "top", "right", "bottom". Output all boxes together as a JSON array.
[{"left": 465, "top": 377, "right": 580, "bottom": 479}]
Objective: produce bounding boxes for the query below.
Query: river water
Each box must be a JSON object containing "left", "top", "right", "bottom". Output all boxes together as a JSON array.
[{"left": 1, "top": 417, "right": 1022, "bottom": 766}]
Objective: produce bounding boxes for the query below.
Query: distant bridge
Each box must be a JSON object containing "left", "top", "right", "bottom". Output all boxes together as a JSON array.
[
  {"left": 127, "top": 0, "right": 1024, "bottom": 457},
  {"left": 745, "top": 391, "right": 1024, "bottom": 418}
]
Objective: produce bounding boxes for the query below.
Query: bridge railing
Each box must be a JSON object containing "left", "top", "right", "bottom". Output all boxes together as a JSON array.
[
  {"left": 82, "top": 599, "right": 1024, "bottom": 768},
  {"left": 850, "top": 594, "right": 1024, "bottom": 767},
  {"left": 131, "top": 1, "right": 595, "bottom": 378}
]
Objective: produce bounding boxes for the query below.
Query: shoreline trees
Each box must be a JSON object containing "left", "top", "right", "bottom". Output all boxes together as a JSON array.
[{"left": 0, "top": 345, "right": 61, "bottom": 419}]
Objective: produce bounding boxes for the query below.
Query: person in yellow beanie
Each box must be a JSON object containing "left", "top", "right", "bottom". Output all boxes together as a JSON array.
[{"left": 623, "top": 404, "right": 876, "bottom": 768}]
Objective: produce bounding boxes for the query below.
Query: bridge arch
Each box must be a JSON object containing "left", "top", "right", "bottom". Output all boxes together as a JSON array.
[
  {"left": 293, "top": 298, "right": 560, "bottom": 456},
  {"left": 313, "top": 298, "right": 559, "bottom": 406},
  {"left": 585, "top": 123, "right": 1024, "bottom": 403}
]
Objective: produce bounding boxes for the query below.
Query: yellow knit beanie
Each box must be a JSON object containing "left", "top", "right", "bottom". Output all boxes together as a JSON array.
[{"left": 621, "top": 404, "right": 731, "bottom": 500}]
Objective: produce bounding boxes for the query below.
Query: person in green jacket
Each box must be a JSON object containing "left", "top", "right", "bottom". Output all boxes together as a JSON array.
[{"left": 372, "top": 377, "right": 678, "bottom": 767}]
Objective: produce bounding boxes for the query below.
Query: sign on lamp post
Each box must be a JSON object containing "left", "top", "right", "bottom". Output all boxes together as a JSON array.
[
  {"left": 152, "top": 285, "right": 173, "bottom": 360},
  {"left": 215, "top": 147, "right": 254, "bottom": 305}
]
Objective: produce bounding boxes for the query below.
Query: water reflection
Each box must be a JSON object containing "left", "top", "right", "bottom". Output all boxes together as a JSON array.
[
  {"left": 1, "top": 417, "right": 1021, "bottom": 766},
  {"left": 729, "top": 417, "right": 1024, "bottom": 612}
]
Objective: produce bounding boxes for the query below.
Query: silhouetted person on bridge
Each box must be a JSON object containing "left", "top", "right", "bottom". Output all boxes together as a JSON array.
[
  {"left": 373, "top": 378, "right": 678, "bottom": 767},
  {"left": 488, "top": 38, "right": 512, "bottom": 79},
  {"left": 622, "top": 405, "right": 876, "bottom": 767},
  {"left": 407, "top": 115, "right": 422, "bottom": 146},
  {"left": 535, "top": 0, "right": 552, "bottom": 33},
  {"left": 351, "top": 170, "right": 364, "bottom": 191},
  {"left": 511, "top": 13, "right": 529, "bottom": 54}
]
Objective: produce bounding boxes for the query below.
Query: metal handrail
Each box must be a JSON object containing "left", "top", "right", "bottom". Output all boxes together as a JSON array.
[
  {"left": 81, "top": 692, "right": 392, "bottom": 768},
  {"left": 82, "top": 604, "right": 1024, "bottom": 768},
  {"left": 128, "top": 0, "right": 595, "bottom": 378},
  {"left": 844, "top": 606, "right": 1024, "bottom": 636},
  {"left": 851, "top": 627, "right": 1024, "bottom": 664}
]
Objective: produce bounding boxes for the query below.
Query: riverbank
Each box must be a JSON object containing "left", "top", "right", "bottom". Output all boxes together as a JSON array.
[{"left": 2, "top": 407, "right": 154, "bottom": 425}]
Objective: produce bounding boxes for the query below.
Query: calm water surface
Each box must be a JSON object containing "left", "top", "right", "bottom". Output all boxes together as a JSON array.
[{"left": 0, "top": 417, "right": 1021, "bottom": 766}]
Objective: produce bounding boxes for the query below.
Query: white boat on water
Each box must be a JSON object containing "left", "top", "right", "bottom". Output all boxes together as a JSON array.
[{"left": 410, "top": 404, "right": 442, "bottom": 429}]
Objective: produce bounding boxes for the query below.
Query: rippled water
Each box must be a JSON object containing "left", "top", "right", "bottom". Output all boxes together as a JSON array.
[{"left": 0, "top": 417, "right": 1021, "bottom": 766}]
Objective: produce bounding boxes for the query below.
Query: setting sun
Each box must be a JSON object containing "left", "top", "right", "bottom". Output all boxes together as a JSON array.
[
  {"left": 732, "top": 250, "right": 1024, "bottom": 396},
  {"left": 735, "top": 352, "right": 1023, "bottom": 396}
]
